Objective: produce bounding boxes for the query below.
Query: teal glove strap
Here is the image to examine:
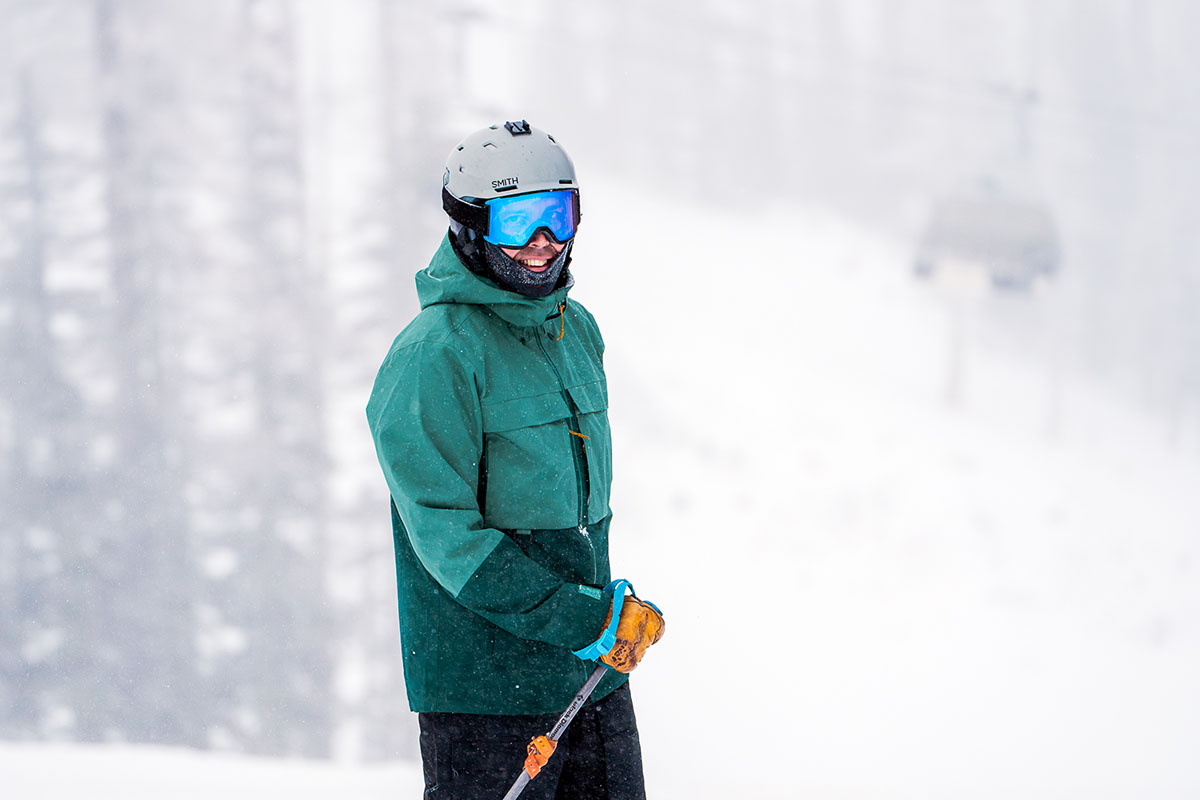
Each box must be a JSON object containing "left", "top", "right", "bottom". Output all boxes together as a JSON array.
[{"left": 572, "top": 579, "right": 633, "bottom": 661}]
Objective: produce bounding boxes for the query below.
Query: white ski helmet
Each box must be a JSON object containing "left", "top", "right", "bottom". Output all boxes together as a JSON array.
[{"left": 442, "top": 120, "right": 580, "bottom": 239}]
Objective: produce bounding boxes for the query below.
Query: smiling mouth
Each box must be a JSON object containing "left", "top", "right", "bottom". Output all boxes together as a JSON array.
[{"left": 517, "top": 256, "right": 552, "bottom": 272}]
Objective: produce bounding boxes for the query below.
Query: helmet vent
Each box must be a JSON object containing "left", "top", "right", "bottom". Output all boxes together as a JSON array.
[
  {"left": 483, "top": 142, "right": 497, "bottom": 149},
  {"left": 457, "top": 145, "right": 464, "bottom": 151},
  {"left": 547, "top": 134, "right": 557, "bottom": 143}
]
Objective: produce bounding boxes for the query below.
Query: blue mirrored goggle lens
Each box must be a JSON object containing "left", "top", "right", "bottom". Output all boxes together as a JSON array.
[{"left": 484, "top": 190, "right": 577, "bottom": 247}]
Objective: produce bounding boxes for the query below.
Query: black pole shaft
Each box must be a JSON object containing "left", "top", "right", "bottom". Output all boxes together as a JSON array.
[{"left": 501, "top": 665, "right": 609, "bottom": 800}]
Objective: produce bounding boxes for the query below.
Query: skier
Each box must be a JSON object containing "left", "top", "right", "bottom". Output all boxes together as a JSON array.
[{"left": 366, "top": 120, "right": 664, "bottom": 800}]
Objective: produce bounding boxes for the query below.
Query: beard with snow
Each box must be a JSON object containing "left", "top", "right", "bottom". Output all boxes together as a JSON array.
[{"left": 449, "top": 221, "right": 573, "bottom": 298}]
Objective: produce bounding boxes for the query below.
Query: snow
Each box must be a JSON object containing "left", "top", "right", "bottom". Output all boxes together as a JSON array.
[
  {"left": 5, "top": 188, "right": 1199, "bottom": 798},
  {"left": 0, "top": 743, "right": 423, "bottom": 799},
  {"left": 575, "top": 185, "right": 1200, "bottom": 799}
]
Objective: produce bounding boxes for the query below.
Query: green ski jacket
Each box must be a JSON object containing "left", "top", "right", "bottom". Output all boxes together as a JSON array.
[{"left": 366, "top": 234, "right": 627, "bottom": 714}]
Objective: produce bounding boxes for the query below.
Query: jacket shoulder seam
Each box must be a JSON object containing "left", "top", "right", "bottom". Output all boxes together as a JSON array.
[{"left": 388, "top": 307, "right": 487, "bottom": 354}]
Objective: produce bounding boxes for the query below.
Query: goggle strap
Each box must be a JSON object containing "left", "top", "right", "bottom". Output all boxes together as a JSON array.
[{"left": 442, "top": 187, "right": 490, "bottom": 236}]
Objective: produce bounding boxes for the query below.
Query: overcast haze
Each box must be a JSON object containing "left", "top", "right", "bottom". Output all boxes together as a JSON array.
[{"left": 1, "top": 2, "right": 1198, "bottom": 797}]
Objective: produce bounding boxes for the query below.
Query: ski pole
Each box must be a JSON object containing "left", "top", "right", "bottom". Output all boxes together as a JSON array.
[{"left": 500, "top": 664, "right": 609, "bottom": 800}]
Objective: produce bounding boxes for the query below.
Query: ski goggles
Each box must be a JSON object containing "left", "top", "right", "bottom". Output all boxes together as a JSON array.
[{"left": 483, "top": 189, "right": 579, "bottom": 248}]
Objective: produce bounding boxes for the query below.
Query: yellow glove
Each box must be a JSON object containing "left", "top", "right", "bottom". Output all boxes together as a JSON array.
[{"left": 599, "top": 597, "right": 665, "bottom": 673}]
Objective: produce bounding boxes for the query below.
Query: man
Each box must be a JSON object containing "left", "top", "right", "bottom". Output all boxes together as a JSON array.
[{"left": 366, "top": 120, "right": 664, "bottom": 800}]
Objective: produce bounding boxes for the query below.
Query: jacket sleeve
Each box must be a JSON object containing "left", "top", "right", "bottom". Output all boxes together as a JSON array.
[{"left": 366, "top": 338, "right": 609, "bottom": 651}]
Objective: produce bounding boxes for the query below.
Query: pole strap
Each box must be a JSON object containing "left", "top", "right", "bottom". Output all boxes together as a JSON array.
[{"left": 572, "top": 578, "right": 634, "bottom": 661}]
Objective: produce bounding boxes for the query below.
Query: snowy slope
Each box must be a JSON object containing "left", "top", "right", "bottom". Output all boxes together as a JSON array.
[
  {"left": 5, "top": 190, "right": 1198, "bottom": 800},
  {"left": 0, "top": 742, "right": 423, "bottom": 799},
  {"left": 572, "top": 185, "right": 1200, "bottom": 799}
]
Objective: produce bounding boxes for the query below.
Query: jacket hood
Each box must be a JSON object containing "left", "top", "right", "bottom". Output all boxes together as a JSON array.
[{"left": 416, "top": 233, "right": 572, "bottom": 328}]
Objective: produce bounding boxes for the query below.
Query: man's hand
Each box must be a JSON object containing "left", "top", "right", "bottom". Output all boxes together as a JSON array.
[{"left": 599, "top": 597, "right": 665, "bottom": 673}]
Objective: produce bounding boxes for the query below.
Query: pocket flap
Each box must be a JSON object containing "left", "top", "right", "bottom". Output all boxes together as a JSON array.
[
  {"left": 568, "top": 379, "right": 608, "bottom": 414},
  {"left": 481, "top": 391, "right": 571, "bottom": 433}
]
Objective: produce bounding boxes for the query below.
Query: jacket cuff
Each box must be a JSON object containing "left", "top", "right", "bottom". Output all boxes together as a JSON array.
[
  {"left": 454, "top": 537, "right": 612, "bottom": 650},
  {"left": 563, "top": 583, "right": 614, "bottom": 652}
]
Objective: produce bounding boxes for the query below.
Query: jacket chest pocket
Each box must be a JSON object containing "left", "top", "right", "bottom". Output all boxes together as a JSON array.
[
  {"left": 479, "top": 382, "right": 611, "bottom": 531},
  {"left": 479, "top": 392, "right": 577, "bottom": 531},
  {"left": 566, "top": 380, "right": 611, "bottom": 524}
]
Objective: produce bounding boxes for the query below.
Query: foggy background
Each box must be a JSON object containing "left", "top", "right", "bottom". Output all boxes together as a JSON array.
[{"left": 2, "top": 1, "right": 1198, "bottom": 797}]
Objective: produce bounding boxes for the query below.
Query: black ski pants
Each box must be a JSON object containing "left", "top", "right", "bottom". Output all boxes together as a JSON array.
[{"left": 417, "top": 682, "right": 646, "bottom": 800}]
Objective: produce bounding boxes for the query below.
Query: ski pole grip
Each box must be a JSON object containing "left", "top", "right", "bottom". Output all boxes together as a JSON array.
[{"left": 572, "top": 578, "right": 634, "bottom": 661}]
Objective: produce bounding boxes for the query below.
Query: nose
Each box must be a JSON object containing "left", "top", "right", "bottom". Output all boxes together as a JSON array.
[{"left": 527, "top": 230, "right": 552, "bottom": 247}]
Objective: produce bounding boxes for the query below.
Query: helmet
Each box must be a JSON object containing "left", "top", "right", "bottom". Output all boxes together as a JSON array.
[
  {"left": 443, "top": 120, "right": 579, "bottom": 225},
  {"left": 442, "top": 121, "right": 582, "bottom": 297}
]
